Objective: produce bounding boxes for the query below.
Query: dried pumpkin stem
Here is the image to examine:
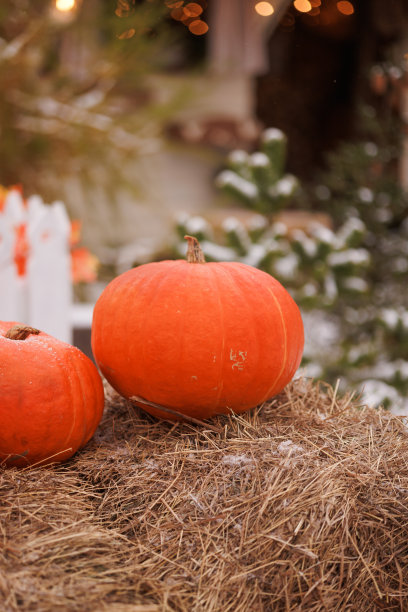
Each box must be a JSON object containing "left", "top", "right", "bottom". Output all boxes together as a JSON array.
[
  {"left": 184, "top": 235, "right": 206, "bottom": 264},
  {"left": 5, "top": 325, "right": 41, "bottom": 340}
]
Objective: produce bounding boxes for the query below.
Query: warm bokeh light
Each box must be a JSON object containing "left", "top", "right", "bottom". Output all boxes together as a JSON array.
[
  {"left": 118, "top": 28, "right": 136, "bottom": 39},
  {"left": 188, "top": 19, "right": 209, "bottom": 35},
  {"left": 293, "top": 0, "right": 312, "bottom": 13},
  {"left": 184, "top": 3, "right": 203, "bottom": 18},
  {"left": 310, "top": 0, "right": 321, "bottom": 6},
  {"left": 168, "top": 0, "right": 208, "bottom": 31},
  {"left": 337, "top": 1, "right": 354, "bottom": 15},
  {"left": 55, "top": 0, "right": 76, "bottom": 11},
  {"left": 255, "top": 2, "right": 275, "bottom": 16},
  {"left": 115, "top": 1, "right": 132, "bottom": 18}
]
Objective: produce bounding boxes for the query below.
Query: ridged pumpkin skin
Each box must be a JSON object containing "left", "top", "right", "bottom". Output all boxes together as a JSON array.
[
  {"left": 0, "top": 322, "right": 105, "bottom": 467},
  {"left": 91, "top": 243, "right": 304, "bottom": 421}
]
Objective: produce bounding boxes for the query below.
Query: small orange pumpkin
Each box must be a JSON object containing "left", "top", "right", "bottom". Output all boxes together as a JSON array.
[
  {"left": 91, "top": 236, "right": 304, "bottom": 421},
  {"left": 0, "top": 322, "right": 104, "bottom": 467}
]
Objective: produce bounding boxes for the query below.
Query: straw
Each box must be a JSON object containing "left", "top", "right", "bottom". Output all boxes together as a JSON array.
[{"left": 1, "top": 377, "right": 408, "bottom": 611}]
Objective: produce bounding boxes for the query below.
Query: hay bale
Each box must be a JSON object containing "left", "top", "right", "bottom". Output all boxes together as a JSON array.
[{"left": 1, "top": 378, "right": 408, "bottom": 611}]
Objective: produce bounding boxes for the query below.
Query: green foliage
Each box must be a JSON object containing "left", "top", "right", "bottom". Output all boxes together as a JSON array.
[
  {"left": 0, "top": 0, "right": 175, "bottom": 199},
  {"left": 311, "top": 101, "right": 408, "bottom": 407},
  {"left": 215, "top": 128, "right": 299, "bottom": 214}
]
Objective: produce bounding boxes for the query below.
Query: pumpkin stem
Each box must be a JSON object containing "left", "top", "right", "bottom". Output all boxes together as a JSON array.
[
  {"left": 5, "top": 325, "right": 41, "bottom": 340},
  {"left": 184, "top": 235, "right": 206, "bottom": 264}
]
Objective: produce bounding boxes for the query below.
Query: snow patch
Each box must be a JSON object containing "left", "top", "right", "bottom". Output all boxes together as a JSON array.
[
  {"left": 324, "top": 273, "right": 338, "bottom": 302},
  {"left": 228, "top": 149, "right": 249, "bottom": 166},
  {"left": 248, "top": 214, "right": 268, "bottom": 232},
  {"left": 380, "top": 308, "right": 400, "bottom": 330},
  {"left": 215, "top": 170, "right": 258, "bottom": 200},
  {"left": 201, "top": 241, "right": 236, "bottom": 262},
  {"left": 189, "top": 493, "right": 205, "bottom": 511},
  {"left": 360, "top": 380, "right": 404, "bottom": 410},
  {"left": 222, "top": 454, "right": 254, "bottom": 468},
  {"left": 327, "top": 248, "right": 370, "bottom": 268},
  {"left": 270, "top": 221, "right": 288, "bottom": 237},
  {"left": 242, "top": 244, "right": 269, "bottom": 268},
  {"left": 364, "top": 142, "right": 379, "bottom": 157},
  {"left": 357, "top": 187, "right": 374, "bottom": 203},
  {"left": 292, "top": 230, "right": 318, "bottom": 258},
  {"left": 262, "top": 127, "right": 285, "bottom": 142},
  {"left": 222, "top": 216, "right": 242, "bottom": 233},
  {"left": 277, "top": 440, "right": 304, "bottom": 455},
  {"left": 311, "top": 224, "right": 335, "bottom": 244},
  {"left": 143, "top": 459, "right": 158, "bottom": 471},
  {"left": 273, "top": 253, "right": 299, "bottom": 279},
  {"left": 342, "top": 277, "right": 369, "bottom": 293},
  {"left": 183, "top": 215, "right": 211, "bottom": 236},
  {"left": 269, "top": 175, "right": 298, "bottom": 198},
  {"left": 249, "top": 152, "right": 269, "bottom": 167}
]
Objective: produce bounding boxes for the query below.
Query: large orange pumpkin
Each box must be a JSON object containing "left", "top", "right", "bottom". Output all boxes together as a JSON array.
[
  {"left": 0, "top": 322, "right": 104, "bottom": 467},
  {"left": 91, "top": 236, "right": 304, "bottom": 421}
]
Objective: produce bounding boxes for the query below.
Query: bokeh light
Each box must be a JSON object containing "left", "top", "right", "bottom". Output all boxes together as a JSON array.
[
  {"left": 184, "top": 3, "right": 203, "bottom": 18},
  {"left": 255, "top": 2, "right": 275, "bottom": 17},
  {"left": 293, "top": 0, "right": 312, "bottom": 13},
  {"left": 188, "top": 19, "right": 209, "bottom": 35},
  {"left": 167, "top": 0, "right": 209, "bottom": 35},
  {"left": 55, "top": 0, "right": 76, "bottom": 11},
  {"left": 118, "top": 28, "right": 136, "bottom": 39},
  {"left": 336, "top": 1, "right": 354, "bottom": 15}
]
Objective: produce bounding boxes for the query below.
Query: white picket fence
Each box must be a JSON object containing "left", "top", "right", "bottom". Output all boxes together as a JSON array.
[{"left": 0, "top": 189, "right": 73, "bottom": 343}]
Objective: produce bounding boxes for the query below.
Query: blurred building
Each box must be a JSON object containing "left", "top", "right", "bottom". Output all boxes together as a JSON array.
[{"left": 166, "top": 0, "right": 408, "bottom": 177}]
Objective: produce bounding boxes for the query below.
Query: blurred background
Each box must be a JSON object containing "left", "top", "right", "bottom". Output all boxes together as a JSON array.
[{"left": 1, "top": 0, "right": 408, "bottom": 411}]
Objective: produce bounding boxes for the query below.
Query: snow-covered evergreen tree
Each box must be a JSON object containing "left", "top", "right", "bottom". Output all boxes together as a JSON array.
[{"left": 215, "top": 128, "right": 299, "bottom": 214}]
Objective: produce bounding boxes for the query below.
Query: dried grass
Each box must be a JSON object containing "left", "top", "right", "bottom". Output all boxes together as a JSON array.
[{"left": 1, "top": 378, "right": 408, "bottom": 611}]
